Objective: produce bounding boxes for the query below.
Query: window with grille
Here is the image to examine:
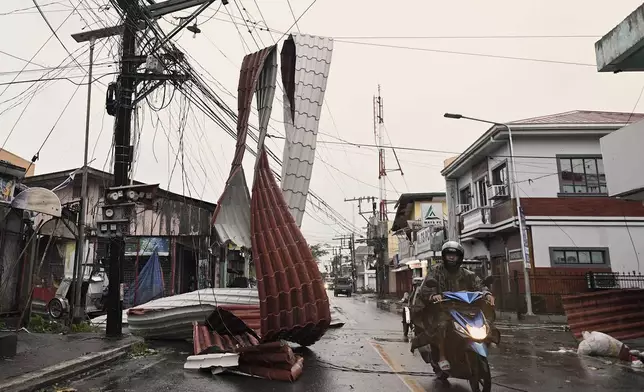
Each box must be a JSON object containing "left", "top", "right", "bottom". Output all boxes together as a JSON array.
[
  {"left": 557, "top": 156, "right": 607, "bottom": 195},
  {"left": 550, "top": 247, "right": 609, "bottom": 266}
]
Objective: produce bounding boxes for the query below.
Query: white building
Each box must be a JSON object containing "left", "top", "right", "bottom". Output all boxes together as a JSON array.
[{"left": 442, "top": 110, "right": 644, "bottom": 275}]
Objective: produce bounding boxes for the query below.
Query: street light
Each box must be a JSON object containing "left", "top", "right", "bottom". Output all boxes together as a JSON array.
[{"left": 444, "top": 112, "right": 534, "bottom": 316}]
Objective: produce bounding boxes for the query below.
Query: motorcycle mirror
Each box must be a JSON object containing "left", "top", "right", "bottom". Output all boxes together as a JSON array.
[
  {"left": 483, "top": 276, "right": 495, "bottom": 287},
  {"left": 424, "top": 278, "right": 439, "bottom": 288}
]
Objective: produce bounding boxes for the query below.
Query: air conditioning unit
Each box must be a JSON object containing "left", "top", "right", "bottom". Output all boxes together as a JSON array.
[{"left": 488, "top": 184, "right": 509, "bottom": 200}]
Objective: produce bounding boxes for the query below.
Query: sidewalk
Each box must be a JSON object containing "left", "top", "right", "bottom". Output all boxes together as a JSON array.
[
  {"left": 352, "top": 292, "right": 569, "bottom": 326},
  {"left": 0, "top": 330, "right": 139, "bottom": 392}
]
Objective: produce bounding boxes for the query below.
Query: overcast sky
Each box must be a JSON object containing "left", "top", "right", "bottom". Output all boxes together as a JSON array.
[{"left": 1, "top": 0, "right": 643, "bottom": 259}]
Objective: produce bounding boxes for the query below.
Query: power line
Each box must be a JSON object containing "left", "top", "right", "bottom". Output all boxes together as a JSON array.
[
  {"left": 286, "top": 0, "right": 301, "bottom": 33},
  {"left": 0, "top": 1, "right": 70, "bottom": 16},
  {"left": 0, "top": 72, "right": 117, "bottom": 86},
  {"left": 0, "top": 2, "right": 81, "bottom": 99},
  {"left": 266, "top": 133, "right": 460, "bottom": 154},
  {"left": 0, "top": 50, "right": 48, "bottom": 68},
  {"left": 333, "top": 39, "right": 597, "bottom": 67},
  {"left": 278, "top": 0, "right": 316, "bottom": 41},
  {"left": 0, "top": 61, "right": 116, "bottom": 76},
  {"left": 331, "top": 34, "right": 601, "bottom": 40}
]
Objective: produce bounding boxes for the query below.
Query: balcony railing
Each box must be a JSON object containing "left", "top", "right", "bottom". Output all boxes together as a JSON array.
[
  {"left": 459, "top": 199, "right": 516, "bottom": 236},
  {"left": 456, "top": 204, "right": 471, "bottom": 215},
  {"left": 461, "top": 207, "right": 491, "bottom": 233}
]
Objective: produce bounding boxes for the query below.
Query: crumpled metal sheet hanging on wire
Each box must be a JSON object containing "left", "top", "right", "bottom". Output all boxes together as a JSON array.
[
  {"left": 211, "top": 46, "right": 277, "bottom": 249},
  {"left": 280, "top": 34, "right": 334, "bottom": 227}
]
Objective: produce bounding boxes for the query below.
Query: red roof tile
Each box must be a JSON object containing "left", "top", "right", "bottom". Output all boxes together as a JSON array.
[
  {"left": 510, "top": 110, "right": 644, "bottom": 125},
  {"left": 251, "top": 149, "right": 331, "bottom": 346}
]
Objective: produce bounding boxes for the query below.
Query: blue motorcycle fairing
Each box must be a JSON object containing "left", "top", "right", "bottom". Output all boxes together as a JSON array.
[
  {"left": 469, "top": 341, "right": 488, "bottom": 358},
  {"left": 443, "top": 291, "right": 485, "bottom": 304},
  {"left": 449, "top": 308, "right": 486, "bottom": 329}
]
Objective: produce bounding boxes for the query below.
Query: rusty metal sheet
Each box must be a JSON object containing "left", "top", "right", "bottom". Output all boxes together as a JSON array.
[
  {"left": 280, "top": 34, "right": 334, "bottom": 227},
  {"left": 192, "top": 321, "right": 303, "bottom": 382},
  {"left": 251, "top": 149, "right": 331, "bottom": 346},
  {"left": 562, "top": 289, "right": 644, "bottom": 341}
]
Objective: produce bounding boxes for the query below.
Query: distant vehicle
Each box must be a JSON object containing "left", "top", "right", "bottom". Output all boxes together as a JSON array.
[{"left": 333, "top": 277, "right": 352, "bottom": 297}]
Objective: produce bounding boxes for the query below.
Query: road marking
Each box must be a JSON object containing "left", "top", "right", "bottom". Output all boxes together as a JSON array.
[{"left": 368, "top": 340, "right": 427, "bottom": 392}]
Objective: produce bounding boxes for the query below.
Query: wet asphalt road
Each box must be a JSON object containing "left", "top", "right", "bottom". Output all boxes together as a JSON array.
[{"left": 52, "top": 292, "right": 644, "bottom": 392}]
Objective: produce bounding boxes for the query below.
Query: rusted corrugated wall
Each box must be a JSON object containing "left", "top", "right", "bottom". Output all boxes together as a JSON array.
[{"left": 562, "top": 289, "right": 644, "bottom": 341}]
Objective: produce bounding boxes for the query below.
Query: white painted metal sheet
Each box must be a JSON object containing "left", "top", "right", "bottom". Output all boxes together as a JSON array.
[{"left": 280, "top": 34, "right": 334, "bottom": 227}]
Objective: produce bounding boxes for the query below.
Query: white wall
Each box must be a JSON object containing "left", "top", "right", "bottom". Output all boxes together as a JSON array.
[
  {"left": 601, "top": 120, "right": 644, "bottom": 199},
  {"left": 463, "top": 240, "right": 490, "bottom": 260},
  {"left": 512, "top": 136, "right": 603, "bottom": 198},
  {"left": 453, "top": 135, "right": 605, "bottom": 203},
  {"left": 530, "top": 223, "right": 644, "bottom": 273}
]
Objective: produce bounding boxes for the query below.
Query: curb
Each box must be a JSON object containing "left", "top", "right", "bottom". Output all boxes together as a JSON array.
[{"left": 0, "top": 341, "right": 137, "bottom": 392}]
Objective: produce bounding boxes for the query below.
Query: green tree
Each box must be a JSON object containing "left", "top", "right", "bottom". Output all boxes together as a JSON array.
[{"left": 309, "top": 243, "right": 329, "bottom": 261}]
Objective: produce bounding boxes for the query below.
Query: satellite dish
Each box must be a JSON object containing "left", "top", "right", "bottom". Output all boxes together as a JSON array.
[{"left": 11, "top": 187, "right": 62, "bottom": 217}]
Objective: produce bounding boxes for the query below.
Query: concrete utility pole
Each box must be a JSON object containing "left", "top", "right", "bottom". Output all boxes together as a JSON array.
[
  {"left": 73, "top": 0, "right": 218, "bottom": 337},
  {"left": 372, "top": 87, "right": 390, "bottom": 296},
  {"left": 67, "top": 33, "right": 95, "bottom": 322}
]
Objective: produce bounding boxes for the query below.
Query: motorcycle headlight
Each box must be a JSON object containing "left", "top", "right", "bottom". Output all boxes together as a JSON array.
[
  {"left": 324, "top": 283, "right": 329, "bottom": 289},
  {"left": 466, "top": 324, "right": 489, "bottom": 341},
  {"left": 453, "top": 321, "right": 468, "bottom": 336}
]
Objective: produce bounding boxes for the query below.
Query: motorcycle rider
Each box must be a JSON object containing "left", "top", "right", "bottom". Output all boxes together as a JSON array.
[
  {"left": 410, "top": 241, "right": 495, "bottom": 372},
  {"left": 402, "top": 277, "right": 423, "bottom": 341}
]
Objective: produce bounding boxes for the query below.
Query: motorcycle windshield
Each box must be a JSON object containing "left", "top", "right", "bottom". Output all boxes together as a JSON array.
[{"left": 443, "top": 291, "right": 485, "bottom": 304}]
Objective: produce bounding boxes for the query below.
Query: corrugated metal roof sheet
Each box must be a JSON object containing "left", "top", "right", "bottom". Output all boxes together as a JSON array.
[
  {"left": 510, "top": 110, "right": 644, "bottom": 125},
  {"left": 212, "top": 46, "right": 277, "bottom": 242},
  {"left": 252, "top": 149, "right": 331, "bottom": 346},
  {"left": 563, "top": 289, "right": 644, "bottom": 342},
  {"left": 254, "top": 47, "right": 278, "bottom": 163},
  {"left": 213, "top": 169, "right": 251, "bottom": 248},
  {"left": 280, "top": 34, "right": 334, "bottom": 227},
  {"left": 126, "top": 288, "right": 260, "bottom": 339},
  {"left": 193, "top": 321, "right": 304, "bottom": 381}
]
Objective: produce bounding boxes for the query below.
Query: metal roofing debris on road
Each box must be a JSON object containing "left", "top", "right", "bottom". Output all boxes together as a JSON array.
[
  {"left": 252, "top": 149, "right": 331, "bottom": 346},
  {"left": 125, "top": 288, "right": 260, "bottom": 339},
  {"left": 562, "top": 288, "right": 644, "bottom": 342},
  {"left": 191, "top": 320, "right": 304, "bottom": 381},
  {"left": 280, "top": 34, "right": 334, "bottom": 227}
]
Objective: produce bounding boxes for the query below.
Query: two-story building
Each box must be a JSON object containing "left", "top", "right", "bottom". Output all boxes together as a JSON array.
[
  {"left": 390, "top": 192, "right": 448, "bottom": 296},
  {"left": 442, "top": 110, "right": 644, "bottom": 284}
]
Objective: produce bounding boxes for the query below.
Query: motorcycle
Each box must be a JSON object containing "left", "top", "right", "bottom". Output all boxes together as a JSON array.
[
  {"left": 402, "top": 277, "right": 424, "bottom": 340},
  {"left": 47, "top": 271, "right": 109, "bottom": 320},
  {"left": 415, "top": 276, "right": 499, "bottom": 392}
]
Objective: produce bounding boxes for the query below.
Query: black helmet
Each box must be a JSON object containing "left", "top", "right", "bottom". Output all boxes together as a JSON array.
[{"left": 441, "top": 241, "right": 464, "bottom": 273}]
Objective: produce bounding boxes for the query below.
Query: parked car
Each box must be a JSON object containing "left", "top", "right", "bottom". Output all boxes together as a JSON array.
[{"left": 333, "top": 277, "right": 353, "bottom": 297}]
